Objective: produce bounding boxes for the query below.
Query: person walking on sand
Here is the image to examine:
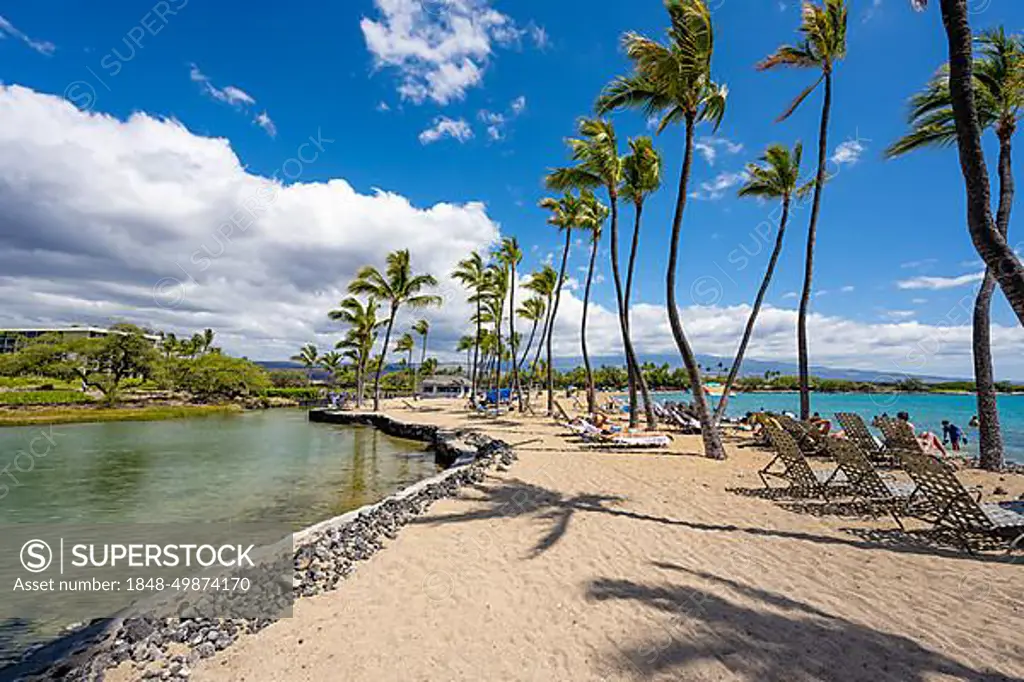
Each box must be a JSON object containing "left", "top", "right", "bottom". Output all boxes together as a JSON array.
[{"left": 942, "top": 420, "right": 965, "bottom": 452}]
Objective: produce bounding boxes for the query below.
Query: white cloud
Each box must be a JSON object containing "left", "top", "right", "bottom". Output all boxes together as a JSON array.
[
  {"left": 900, "top": 258, "right": 937, "bottom": 270},
  {"left": 840, "top": 285, "right": 855, "bottom": 293},
  {"left": 510, "top": 95, "right": 527, "bottom": 115},
  {"left": 478, "top": 95, "right": 526, "bottom": 141},
  {"left": 418, "top": 116, "right": 474, "bottom": 144},
  {"left": 0, "top": 14, "right": 55, "bottom": 55},
  {"left": 0, "top": 85, "right": 499, "bottom": 360},
  {"left": 863, "top": 0, "right": 883, "bottom": 23},
  {"left": 189, "top": 65, "right": 275, "bottom": 138},
  {"left": 376, "top": 101, "right": 391, "bottom": 112},
  {"left": 831, "top": 138, "right": 865, "bottom": 166},
  {"left": 694, "top": 135, "right": 743, "bottom": 166},
  {"left": 691, "top": 170, "right": 749, "bottom": 201},
  {"left": 897, "top": 271, "right": 984, "bottom": 290},
  {"left": 782, "top": 292, "right": 798, "bottom": 300},
  {"left": 884, "top": 310, "right": 915, "bottom": 321},
  {"left": 528, "top": 24, "right": 549, "bottom": 49},
  {"left": 361, "top": 0, "right": 537, "bottom": 105},
  {"left": 911, "top": 298, "right": 928, "bottom": 305}
]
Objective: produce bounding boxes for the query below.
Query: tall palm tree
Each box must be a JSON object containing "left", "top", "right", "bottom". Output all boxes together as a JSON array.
[
  {"left": 757, "top": 0, "right": 847, "bottom": 420},
  {"left": 578, "top": 190, "right": 608, "bottom": 414},
  {"left": 516, "top": 296, "right": 547, "bottom": 379},
  {"left": 329, "top": 296, "right": 383, "bottom": 408},
  {"left": 394, "top": 332, "right": 415, "bottom": 391},
  {"left": 910, "top": 1, "right": 1024, "bottom": 322},
  {"left": 714, "top": 142, "right": 807, "bottom": 424},
  {"left": 291, "top": 343, "right": 319, "bottom": 382},
  {"left": 456, "top": 334, "right": 476, "bottom": 378},
  {"left": 596, "top": 0, "right": 728, "bottom": 459},
  {"left": 548, "top": 118, "right": 656, "bottom": 429},
  {"left": 620, "top": 135, "right": 663, "bottom": 426},
  {"left": 524, "top": 266, "right": 558, "bottom": 388},
  {"left": 451, "top": 252, "right": 488, "bottom": 401},
  {"left": 497, "top": 237, "right": 524, "bottom": 409},
  {"left": 349, "top": 249, "right": 441, "bottom": 411},
  {"left": 412, "top": 319, "right": 430, "bottom": 394},
  {"left": 887, "top": 28, "right": 1023, "bottom": 470},
  {"left": 319, "top": 350, "right": 344, "bottom": 386},
  {"left": 538, "top": 192, "right": 582, "bottom": 414},
  {"left": 485, "top": 263, "right": 509, "bottom": 400}
]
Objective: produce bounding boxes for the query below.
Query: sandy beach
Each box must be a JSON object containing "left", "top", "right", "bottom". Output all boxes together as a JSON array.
[{"left": 112, "top": 398, "right": 1022, "bottom": 682}]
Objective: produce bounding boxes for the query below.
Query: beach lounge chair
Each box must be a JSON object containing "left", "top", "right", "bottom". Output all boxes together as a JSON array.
[
  {"left": 824, "top": 438, "right": 918, "bottom": 529},
  {"left": 661, "top": 405, "right": 701, "bottom": 434},
  {"left": 760, "top": 418, "right": 846, "bottom": 499},
  {"left": 835, "top": 412, "right": 893, "bottom": 465},
  {"left": 581, "top": 427, "right": 673, "bottom": 450},
  {"left": 776, "top": 414, "right": 828, "bottom": 457},
  {"left": 898, "top": 446, "right": 1024, "bottom": 553}
]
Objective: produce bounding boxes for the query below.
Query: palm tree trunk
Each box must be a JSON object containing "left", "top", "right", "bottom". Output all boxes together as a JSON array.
[
  {"left": 471, "top": 298, "right": 481, "bottom": 403},
  {"left": 518, "top": 317, "right": 540, "bottom": 375},
  {"left": 798, "top": 71, "right": 833, "bottom": 421},
  {"left": 715, "top": 196, "right": 791, "bottom": 425},
  {"left": 417, "top": 333, "right": 427, "bottom": 395},
  {"left": 939, "top": 0, "right": 1024, "bottom": 324},
  {"left": 355, "top": 361, "right": 364, "bottom": 408},
  {"left": 615, "top": 195, "right": 657, "bottom": 430},
  {"left": 582, "top": 235, "right": 599, "bottom": 414},
  {"left": 547, "top": 230, "right": 572, "bottom": 414},
  {"left": 530, "top": 303, "right": 552, "bottom": 397},
  {"left": 509, "top": 264, "right": 522, "bottom": 411},
  {"left": 495, "top": 298, "right": 504, "bottom": 401},
  {"left": 973, "top": 128, "right": 1013, "bottom": 470},
  {"left": 666, "top": 114, "right": 725, "bottom": 460},
  {"left": 374, "top": 309, "right": 396, "bottom": 411}
]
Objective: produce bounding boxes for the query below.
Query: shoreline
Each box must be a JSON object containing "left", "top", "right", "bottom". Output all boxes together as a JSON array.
[{"left": 0, "top": 403, "right": 244, "bottom": 427}]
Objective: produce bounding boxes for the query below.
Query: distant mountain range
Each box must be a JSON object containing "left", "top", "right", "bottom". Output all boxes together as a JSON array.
[{"left": 254, "top": 355, "right": 964, "bottom": 383}]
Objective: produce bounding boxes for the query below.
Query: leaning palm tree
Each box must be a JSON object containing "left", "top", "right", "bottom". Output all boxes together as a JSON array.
[
  {"left": 757, "top": 0, "right": 847, "bottom": 420},
  {"left": 329, "top": 296, "right": 383, "bottom": 407},
  {"left": 577, "top": 191, "right": 608, "bottom": 414},
  {"left": 349, "top": 249, "right": 441, "bottom": 411},
  {"left": 910, "top": 1, "right": 1024, "bottom": 322},
  {"left": 547, "top": 118, "right": 656, "bottom": 429},
  {"left": 887, "top": 28, "right": 1023, "bottom": 471},
  {"left": 516, "top": 296, "right": 547, "bottom": 378},
  {"left": 412, "top": 319, "right": 430, "bottom": 394},
  {"left": 319, "top": 350, "right": 344, "bottom": 386},
  {"left": 394, "top": 332, "right": 415, "bottom": 391},
  {"left": 456, "top": 334, "right": 476, "bottom": 378},
  {"left": 496, "top": 237, "right": 524, "bottom": 409},
  {"left": 596, "top": 0, "right": 728, "bottom": 458},
  {"left": 485, "top": 263, "right": 509, "bottom": 401},
  {"left": 451, "top": 252, "right": 489, "bottom": 401},
  {"left": 538, "top": 192, "right": 582, "bottom": 414},
  {"left": 291, "top": 343, "right": 319, "bottom": 382},
  {"left": 714, "top": 142, "right": 807, "bottom": 424},
  {"left": 524, "top": 265, "right": 558, "bottom": 401},
  {"left": 620, "top": 136, "right": 662, "bottom": 426}
]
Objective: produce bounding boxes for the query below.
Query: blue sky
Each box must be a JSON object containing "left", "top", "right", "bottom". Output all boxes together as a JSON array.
[{"left": 1, "top": 0, "right": 1023, "bottom": 378}]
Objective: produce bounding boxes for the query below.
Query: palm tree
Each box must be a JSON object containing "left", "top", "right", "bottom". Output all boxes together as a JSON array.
[
  {"left": 538, "top": 192, "right": 582, "bottom": 414},
  {"left": 412, "top": 319, "right": 430, "bottom": 394},
  {"left": 329, "top": 296, "right": 383, "bottom": 408},
  {"left": 291, "top": 343, "right": 319, "bottom": 381},
  {"left": 577, "top": 191, "right": 608, "bottom": 414},
  {"left": 524, "top": 266, "right": 558, "bottom": 395},
  {"left": 456, "top": 334, "right": 476, "bottom": 378},
  {"left": 516, "top": 296, "right": 547, "bottom": 379},
  {"left": 757, "top": 0, "right": 847, "bottom": 421},
  {"left": 451, "top": 252, "right": 488, "bottom": 401},
  {"left": 548, "top": 118, "right": 656, "bottom": 429},
  {"left": 620, "top": 135, "right": 662, "bottom": 427},
  {"left": 485, "top": 263, "right": 509, "bottom": 400},
  {"left": 349, "top": 249, "right": 441, "bottom": 411},
  {"left": 319, "top": 350, "right": 344, "bottom": 386},
  {"left": 887, "top": 28, "right": 1023, "bottom": 470},
  {"left": 596, "top": 0, "right": 728, "bottom": 459},
  {"left": 200, "top": 328, "right": 215, "bottom": 354},
  {"left": 715, "top": 143, "right": 807, "bottom": 424},
  {"left": 910, "top": 1, "right": 1024, "bottom": 322},
  {"left": 497, "top": 237, "right": 524, "bottom": 409},
  {"left": 395, "top": 332, "right": 415, "bottom": 391}
]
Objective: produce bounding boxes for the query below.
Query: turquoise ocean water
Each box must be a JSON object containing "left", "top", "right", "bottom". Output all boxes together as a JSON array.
[{"left": 652, "top": 391, "right": 1024, "bottom": 464}]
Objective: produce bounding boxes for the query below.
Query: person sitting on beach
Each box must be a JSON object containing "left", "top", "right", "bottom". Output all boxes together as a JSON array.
[
  {"left": 942, "top": 420, "right": 966, "bottom": 452},
  {"left": 898, "top": 411, "right": 947, "bottom": 457},
  {"left": 809, "top": 412, "right": 831, "bottom": 436}
]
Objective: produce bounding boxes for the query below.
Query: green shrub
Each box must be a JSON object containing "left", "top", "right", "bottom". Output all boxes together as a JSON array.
[
  {"left": 260, "top": 387, "right": 323, "bottom": 400},
  {"left": 0, "top": 390, "right": 94, "bottom": 405}
]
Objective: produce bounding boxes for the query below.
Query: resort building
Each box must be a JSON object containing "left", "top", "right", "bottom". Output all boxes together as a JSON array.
[
  {"left": 420, "top": 376, "right": 472, "bottom": 398},
  {"left": 0, "top": 326, "right": 161, "bottom": 354}
]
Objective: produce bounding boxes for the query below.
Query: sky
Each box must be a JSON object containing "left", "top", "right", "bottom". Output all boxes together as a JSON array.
[{"left": 1, "top": 0, "right": 1023, "bottom": 380}]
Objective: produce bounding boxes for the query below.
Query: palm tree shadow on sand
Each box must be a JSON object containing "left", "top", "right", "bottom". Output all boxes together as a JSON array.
[{"left": 587, "top": 564, "right": 1022, "bottom": 682}]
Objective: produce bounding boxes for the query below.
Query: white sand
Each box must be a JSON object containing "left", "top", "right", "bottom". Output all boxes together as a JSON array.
[{"left": 119, "top": 399, "right": 1022, "bottom": 681}]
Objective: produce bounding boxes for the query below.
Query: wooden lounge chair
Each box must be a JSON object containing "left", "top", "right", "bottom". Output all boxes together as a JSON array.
[
  {"left": 898, "top": 446, "right": 1024, "bottom": 553},
  {"left": 824, "top": 438, "right": 918, "bottom": 529},
  {"left": 776, "top": 414, "right": 828, "bottom": 457},
  {"left": 835, "top": 412, "right": 894, "bottom": 465},
  {"left": 760, "top": 418, "right": 846, "bottom": 499}
]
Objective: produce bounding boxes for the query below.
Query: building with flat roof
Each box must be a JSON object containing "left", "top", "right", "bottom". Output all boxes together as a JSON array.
[{"left": 0, "top": 326, "right": 161, "bottom": 354}]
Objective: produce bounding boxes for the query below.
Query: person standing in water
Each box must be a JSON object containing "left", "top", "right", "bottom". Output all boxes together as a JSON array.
[{"left": 942, "top": 420, "right": 965, "bottom": 452}]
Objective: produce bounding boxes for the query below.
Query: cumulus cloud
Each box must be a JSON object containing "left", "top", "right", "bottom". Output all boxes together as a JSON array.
[
  {"left": 694, "top": 135, "right": 743, "bottom": 166},
  {"left": 830, "top": 138, "right": 865, "bottom": 166},
  {"left": 897, "top": 271, "right": 984, "bottom": 290},
  {"left": 419, "top": 116, "right": 473, "bottom": 144},
  {"left": 0, "top": 13, "right": 55, "bottom": 55},
  {"left": 0, "top": 85, "right": 498, "bottom": 359},
  {"left": 361, "top": 0, "right": 542, "bottom": 105},
  {"left": 691, "top": 170, "right": 749, "bottom": 201}
]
